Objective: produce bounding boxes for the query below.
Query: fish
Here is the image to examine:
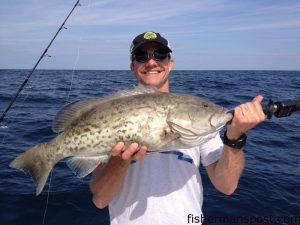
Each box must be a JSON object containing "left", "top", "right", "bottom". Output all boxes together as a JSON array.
[{"left": 9, "top": 85, "right": 233, "bottom": 195}]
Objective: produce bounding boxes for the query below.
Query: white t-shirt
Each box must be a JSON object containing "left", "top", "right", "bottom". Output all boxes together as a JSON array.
[{"left": 109, "top": 134, "right": 223, "bottom": 225}]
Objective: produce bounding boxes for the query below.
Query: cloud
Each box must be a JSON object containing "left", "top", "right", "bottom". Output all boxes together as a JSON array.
[
  {"left": 2, "top": 0, "right": 300, "bottom": 39},
  {"left": 72, "top": 0, "right": 213, "bottom": 25},
  {"left": 229, "top": 19, "right": 300, "bottom": 31},
  {"left": 1, "top": 0, "right": 300, "bottom": 69}
]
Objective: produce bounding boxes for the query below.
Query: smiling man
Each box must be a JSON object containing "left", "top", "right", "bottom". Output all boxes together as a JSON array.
[
  {"left": 90, "top": 31, "right": 265, "bottom": 225},
  {"left": 129, "top": 32, "right": 173, "bottom": 92}
]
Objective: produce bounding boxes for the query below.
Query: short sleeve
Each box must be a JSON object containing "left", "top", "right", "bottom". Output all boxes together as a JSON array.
[{"left": 200, "top": 133, "right": 223, "bottom": 167}]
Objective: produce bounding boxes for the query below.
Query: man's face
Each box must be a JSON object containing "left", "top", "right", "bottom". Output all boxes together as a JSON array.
[{"left": 130, "top": 43, "right": 174, "bottom": 92}]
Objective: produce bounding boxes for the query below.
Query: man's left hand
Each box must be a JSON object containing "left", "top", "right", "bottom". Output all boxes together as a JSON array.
[{"left": 227, "top": 95, "right": 266, "bottom": 140}]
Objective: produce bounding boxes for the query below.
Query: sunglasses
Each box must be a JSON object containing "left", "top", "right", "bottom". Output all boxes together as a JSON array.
[{"left": 132, "top": 49, "right": 170, "bottom": 63}]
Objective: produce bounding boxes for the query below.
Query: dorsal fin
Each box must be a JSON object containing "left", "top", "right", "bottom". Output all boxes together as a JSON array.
[
  {"left": 52, "top": 84, "right": 157, "bottom": 133},
  {"left": 52, "top": 99, "right": 99, "bottom": 133}
]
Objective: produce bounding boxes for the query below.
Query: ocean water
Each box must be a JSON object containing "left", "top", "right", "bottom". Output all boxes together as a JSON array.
[{"left": 0, "top": 70, "right": 299, "bottom": 225}]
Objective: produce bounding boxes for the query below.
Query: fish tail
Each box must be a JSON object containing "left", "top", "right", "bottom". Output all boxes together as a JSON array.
[{"left": 9, "top": 141, "right": 62, "bottom": 196}]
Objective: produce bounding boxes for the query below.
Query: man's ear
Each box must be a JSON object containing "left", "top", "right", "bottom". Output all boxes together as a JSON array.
[
  {"left": 130, "top": 63, "right": 134, "bottom": 71},
  {"left": 168, "top": 58, "right": 174, "bottom": 71}
]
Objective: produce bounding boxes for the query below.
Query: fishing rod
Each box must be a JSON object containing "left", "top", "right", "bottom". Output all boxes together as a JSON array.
[
  {"left": 0, "top": 0, "right": 81, "bottom": 124},
  {"left": 226, "top": 99, "right": 300, "bottom": 125}
]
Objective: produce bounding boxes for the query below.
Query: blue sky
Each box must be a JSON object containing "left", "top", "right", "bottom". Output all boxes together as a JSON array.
[{"left": 0, "top": 0, "right": 300, "bottom": 70}]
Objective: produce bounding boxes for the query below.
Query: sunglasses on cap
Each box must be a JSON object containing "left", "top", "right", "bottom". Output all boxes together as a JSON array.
[{"left": 132, "top": 48, "right": 170, "bottom": 63}]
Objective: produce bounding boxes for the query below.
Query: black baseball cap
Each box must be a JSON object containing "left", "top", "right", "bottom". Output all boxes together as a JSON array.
[{"left": 130, "top": 31, "right": 172, "bottom": 54}]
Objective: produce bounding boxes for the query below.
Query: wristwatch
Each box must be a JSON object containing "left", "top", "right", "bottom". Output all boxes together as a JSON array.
[{"left": 223, "top": 130, "right": 247, "bottom": 149}]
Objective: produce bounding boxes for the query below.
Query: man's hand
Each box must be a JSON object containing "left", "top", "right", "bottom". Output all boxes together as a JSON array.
[
  {"left": 111, "top": 142, "right": 148, "bottom": 161},
  {"left": 227, "top": 95, "right": 266, "bottom": 140}
]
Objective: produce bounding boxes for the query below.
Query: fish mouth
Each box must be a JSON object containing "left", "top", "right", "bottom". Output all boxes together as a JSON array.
[{"left": 209, "top": 108, "right": 233, "bottom": 130}]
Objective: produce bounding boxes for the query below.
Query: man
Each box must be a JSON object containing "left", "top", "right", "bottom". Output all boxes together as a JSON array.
[{"left": 90, "top": 31, "right": 265, "bottom": 224}]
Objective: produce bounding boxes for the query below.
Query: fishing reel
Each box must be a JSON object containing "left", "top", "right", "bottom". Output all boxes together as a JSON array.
[{"left": 264, "top": 100, "right": 300, "bottom": 119}]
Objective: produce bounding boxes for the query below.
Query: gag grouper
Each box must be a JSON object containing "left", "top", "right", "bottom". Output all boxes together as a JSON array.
[{"left": 10, "top": 85, "right": 232, "bottom": 195}]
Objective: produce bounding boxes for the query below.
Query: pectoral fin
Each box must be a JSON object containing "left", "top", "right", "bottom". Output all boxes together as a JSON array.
[{"left": 168, "top": 121, "right": 216, "bottom": 146}]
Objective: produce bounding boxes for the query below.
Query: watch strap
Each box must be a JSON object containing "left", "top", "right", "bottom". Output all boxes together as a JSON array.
[{"left": 223, "top": 130, "right": 247, "bottom": 149}]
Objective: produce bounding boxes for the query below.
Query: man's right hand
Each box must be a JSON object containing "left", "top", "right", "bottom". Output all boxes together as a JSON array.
[{"left": 111, "top": 142, "right": 148, "bottom": 161}]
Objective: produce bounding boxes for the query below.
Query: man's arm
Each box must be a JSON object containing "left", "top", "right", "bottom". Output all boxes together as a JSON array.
[
  {"left": 206, "top": 95, "right": 265, "bottom": 195},
  {"left": 90, "top": 142, "right": 147, "bottom": 209}
]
